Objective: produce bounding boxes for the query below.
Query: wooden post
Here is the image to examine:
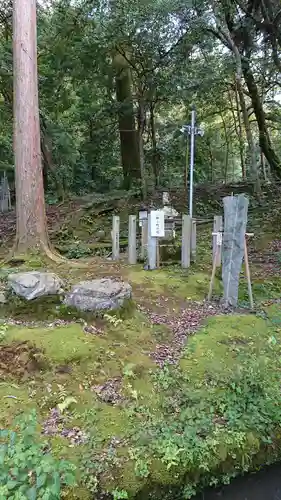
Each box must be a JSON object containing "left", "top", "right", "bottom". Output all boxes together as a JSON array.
[
  {"left": 128, "top": 215, "right": 137, "bottom": 264},
  {"left": 191, "top": 219, "right": 196, "bottom": 261},
  {"left": 208, "top": 232, "right": 222, "bottom": 301},
  {"left": 140, "top": 219, "right": 148, "bottom": 261},
  {"left": 112, "top": 216, "right": 120, "bottom": 261},
  {"left": 147, "top": 213, "right": 157, "bottom": 270},
  {"left": 244, "top": 234, "right": 254, "bottom": 310},
  {"left": 213, "top": 215, "right": 223, "bottom": 267},
  {"left": 181, "top": 214, "right": 191, "bottom": 269},
  {"left": 156, "top": 238, "right": 160, "bottom": 268}
]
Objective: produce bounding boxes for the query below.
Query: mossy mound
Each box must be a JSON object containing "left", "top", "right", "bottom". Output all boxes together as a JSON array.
[{"left": 1, "top": 304, "right": 281, "bottom": 498}]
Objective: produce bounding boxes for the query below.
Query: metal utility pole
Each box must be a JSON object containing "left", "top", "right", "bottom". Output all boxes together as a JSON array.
[
  {"left": 189, "top": 109, "right": 196, "bottom": 218},
  {"left": 181, "top": 109, "right": 204, "bottom": 218}
]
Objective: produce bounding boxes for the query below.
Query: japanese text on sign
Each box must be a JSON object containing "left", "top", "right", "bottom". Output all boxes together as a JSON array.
[{"left": 150, "top": 210, "right": 165, "bottom": 237}]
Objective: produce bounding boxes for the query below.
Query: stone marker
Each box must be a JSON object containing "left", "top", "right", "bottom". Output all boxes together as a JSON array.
[
  {"left": 112, "top": 215, "right": 120, "bottom": 261},
  {"left": 128, "top": 215, "right": 137, "bottom": 264},
  {"left": 181, "top": 214, "right": 191, "bottom": 268},
  {"left": 8, "top": 272, "right": 64, "bottom": 301},
  {"left": 64, "top": 278, "right": 132, "bottom": 312}
]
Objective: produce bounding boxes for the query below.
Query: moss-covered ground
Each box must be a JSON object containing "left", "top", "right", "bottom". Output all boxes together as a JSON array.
[{"left": 0, "top": 194, "right": 281, "bottom": 498}]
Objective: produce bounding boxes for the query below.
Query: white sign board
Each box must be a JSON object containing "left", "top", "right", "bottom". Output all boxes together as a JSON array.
[
  {"left": 150, "top": 210, "right": 165, "bottom": 238},
  {"left": 139, "top": 210, "right": 148, "bottom": 227}
]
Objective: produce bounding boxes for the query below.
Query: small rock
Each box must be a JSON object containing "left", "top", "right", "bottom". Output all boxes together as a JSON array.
[
  {"left": 64, "top": 278, "right": 132, "bottom": 312},
  {"left": 8, "top": 271, "right": 64, "bottom": 301}
]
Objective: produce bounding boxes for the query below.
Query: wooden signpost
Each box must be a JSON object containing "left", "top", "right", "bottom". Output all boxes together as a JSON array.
[{"left": 147, "top": 210, "right": 165, "bottom": 269}]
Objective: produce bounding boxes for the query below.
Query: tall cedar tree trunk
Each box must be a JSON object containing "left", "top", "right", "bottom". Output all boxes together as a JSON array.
[
  {"left": 114, "top": 53, "right": 140, "bottom": 190},
  {"left": 13, "top": 0, "right": 52, "bottom": 255}
]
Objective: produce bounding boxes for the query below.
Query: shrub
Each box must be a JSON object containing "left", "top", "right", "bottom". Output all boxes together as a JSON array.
[{"left": 0, "top": 410, "right": 76, "bottom": 500}]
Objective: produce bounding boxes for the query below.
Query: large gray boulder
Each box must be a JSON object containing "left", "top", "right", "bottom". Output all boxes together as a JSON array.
[
  {"left": 64, "top": 278, "right": 132, "bottom": 312},
  {"left": 8, "top": 271, "right": 64, "bottom": 301}
]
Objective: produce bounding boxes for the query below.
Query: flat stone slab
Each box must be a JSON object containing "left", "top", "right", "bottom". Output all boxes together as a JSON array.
[
  {"left": 64, "top": 278, "right": 132, "bottom": 312},
  {"left": 8, "top": 271, "right": 64, "bottom": 301}
]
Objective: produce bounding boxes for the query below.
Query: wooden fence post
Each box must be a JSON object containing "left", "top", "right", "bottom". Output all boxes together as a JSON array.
[
  {"left": 128, "top": 215, "right": 137, "bottom": 264},
  {"left": 181, "top": 214, "right": 191, "bottom": 269},
  {"left": 112, "top": 216, "right": 120, "bottom": 261},
  {"left": 140, "top": 219, "right": 148, "bottom": 261},
  {"left": 147, "top": 213, "right": 157, "bottom": 270},
  {"left": 213, "top": 215, "right": 223, "bottom": 267}
]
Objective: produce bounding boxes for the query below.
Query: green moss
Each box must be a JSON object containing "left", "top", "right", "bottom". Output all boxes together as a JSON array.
[
  {"left": 129, "top": 268, "right": 221, "bottom": 301},
  {"left": 239, "top": 276, "right": 281, "bottom": 303},
  {"left": 0, "top": 384, "right": 32, "bottom": 427},
  {"left": 2, "top": 235, "right": 281, "bottom": 500},
  {"left": 6, "top": 324, "right": 106, "bottom": 364},
  {"left": 180, "top": 313, "right": 266, "bottom": 379},
  {"left": 1, "top": 294, "right": 63, "bottom": 321}
]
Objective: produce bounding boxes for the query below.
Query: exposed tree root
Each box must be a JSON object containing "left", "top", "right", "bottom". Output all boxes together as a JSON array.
[{"left": 1, "top": 238, "right": 89, "bottom": 269}]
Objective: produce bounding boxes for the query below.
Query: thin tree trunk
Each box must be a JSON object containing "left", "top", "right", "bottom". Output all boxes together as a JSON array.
[
  {"left": 232, "top": 84, "right": 246, "bottom": 179},
  {"left": 150, "top": 103, "right": 160, "bottom": 188},
  {"left": 221, "top": 114, "right": 230, "bottom": 182},
  {"left": 242, "top": 58, "right": 281, "bottom": 178},
  {"left": 137, "top": 96, "right": 147, "bottom": 200},
  {"left": 207, "top": 138, "right": 214, "bottom": 182},
  {"left": 40, "top": 116, "right": 64, "bottom": 201},
  {"left": 12, "top": 0, "right": 59, "bottom": 259},
  {"left": 236, "top": 79, "right": 260, "bottom": 192},
  {"left": 213, "top": 21, "right": 261, "bottom": 190}
]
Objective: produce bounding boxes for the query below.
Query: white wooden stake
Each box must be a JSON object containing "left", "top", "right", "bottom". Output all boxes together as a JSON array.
[
  {"left": 213, "top": 215, "right": 223, "bottom": 267},
  {"left": 128, "top": 215, "right": 137, "bottom": 264},
  {"left": 112, "top": 216, "right": 120, "bottom": 261}
]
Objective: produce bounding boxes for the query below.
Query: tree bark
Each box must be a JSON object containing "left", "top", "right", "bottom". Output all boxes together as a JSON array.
[
  {"left": 232, "top": 85, "right": 246, "bottom": 179},
  {"left": 13, "top": 0, "right": 52, "bottom": 256},
  {"left": 150, "top": 103, "right": 160, "bottom": 188},
  {"left": 137, "top": 95, "right": 147, "bottom": 200},
  {"left": 114, "top": 51, "right": 141, "bottom": 190},
  {"left": 221, "top": 113, "right": 230, "bottom": 182},
  {"left": 236, "top": 79, "right": 260, "bottom": 192},
  {"left": 40, "top": 114, "right": 64, "bottom": 201}
]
